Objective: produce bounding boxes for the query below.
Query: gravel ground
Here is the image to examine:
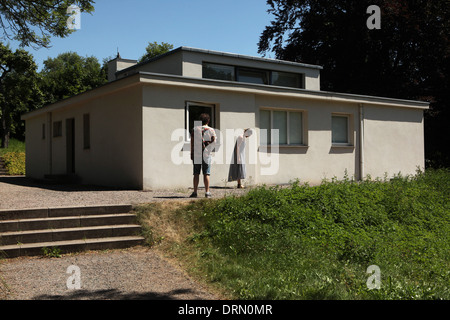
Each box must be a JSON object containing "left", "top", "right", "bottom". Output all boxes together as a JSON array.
[
  {"left": 0, "top": 247, "right": 218, "bottom": 300},
  {"left": 0, "top": 175, "right": 252, "bottom": 300},
  {"left": 0, "top": 176, "right": 250, "bottom": 210}
]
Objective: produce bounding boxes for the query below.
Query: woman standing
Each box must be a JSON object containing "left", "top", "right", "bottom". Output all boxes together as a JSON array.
[{"left": 228, "top": 128, "right": 253, "bottom": 188}]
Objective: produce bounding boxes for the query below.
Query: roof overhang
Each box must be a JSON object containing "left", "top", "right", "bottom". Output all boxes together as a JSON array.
[
  {"left": 138, "top": 72, "right": 430, "bottom": 110},
  {"left": 22, "top": 71, "right": 429, "bottom": 120}
]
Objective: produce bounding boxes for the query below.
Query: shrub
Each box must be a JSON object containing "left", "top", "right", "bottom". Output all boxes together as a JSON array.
[
  {"left": 2, "top": 152, "right": 26, "bottom": 175},
  {"left": 192, "top": 169, "right": 450, "bottom": 299}
]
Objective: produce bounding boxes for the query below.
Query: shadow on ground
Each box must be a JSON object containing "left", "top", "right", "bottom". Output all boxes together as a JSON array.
[
  {"left": 0, "top": 176, "right": 239, "bottom": 193},
  {"left": 0, "top": 176, "right": 126, "bottom": 192},
  {"left": 33, "top": 288, "right": 203, "bottom": 300}
]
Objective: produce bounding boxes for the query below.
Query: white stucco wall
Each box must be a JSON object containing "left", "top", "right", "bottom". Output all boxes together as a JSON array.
[
  {"left": 362, "top": 105, "right": 425, "bottom": 178},
  {"left": 24, "top": 73, "right": 427, "bottom": 191},
  {"left": 140, "top": 77, "right": 426, "bottom": 190},
  {"left": 142, "top": 83, "right": 257, "bottom": 190},
  {"left": 24, "top": 84, "right": 143, "bottom": 189},
  {"left": 24, "top": 114, "right": 48, "bottom": 178}
]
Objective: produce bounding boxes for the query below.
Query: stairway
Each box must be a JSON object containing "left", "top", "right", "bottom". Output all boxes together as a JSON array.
[
  {"left": 0, "top": 205, "right": 145, "bottom": 258},
  {"left": 0, "top": 157, "right": 7, "bottom": 175}
]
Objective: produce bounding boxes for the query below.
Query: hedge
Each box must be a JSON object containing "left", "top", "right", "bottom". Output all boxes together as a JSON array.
[{"left": 2, "top": 152, "right": 26, "bottom": 175}]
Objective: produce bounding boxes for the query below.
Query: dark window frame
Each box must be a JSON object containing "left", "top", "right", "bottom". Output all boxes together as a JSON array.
[
  {"left": 185, "top": 102, "right": 216, "bottom": 142},
  {"left": 202, "top": 62, "right": 305, "bottom": 89},
  {"left": 331, "top": 114, "right": 352, "bottom": 146},
  {"left": 260, "top": 108, "right": 306, "bottom": 146}
]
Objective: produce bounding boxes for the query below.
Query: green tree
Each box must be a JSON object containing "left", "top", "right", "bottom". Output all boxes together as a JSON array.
[
  {"left": 139, "top": 42, "right": 174, "bottom": 63},
  {"left": 40, "top": 52, "right": 107, "bottom": 104},
  {"left": 258, "top": 0, "right": 450, "bottom": 167},
  {"left": 0, "top": 0, "right": 95, "bottom": 48},
  {"left": 0, "top": 0, "right": 96, "bottom": 148},
  {"left": 0, "top": 43, "right": 42, "bottom": 148}
]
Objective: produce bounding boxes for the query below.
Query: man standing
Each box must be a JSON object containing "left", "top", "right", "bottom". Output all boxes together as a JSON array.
[{"left": 190, "top": 113, "right": 216, "bottom": 198}]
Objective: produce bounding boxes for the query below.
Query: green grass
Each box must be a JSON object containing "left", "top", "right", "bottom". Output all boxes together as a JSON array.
[
  {"left": 137, "top": 168, "right": 450, "bottom": 300},
  {"left": 0, "top": 139, "right": 25, "bottom": 156}
]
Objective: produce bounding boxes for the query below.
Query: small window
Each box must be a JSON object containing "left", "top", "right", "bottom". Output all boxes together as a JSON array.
[
  {"left": 83, "top": 114, "right": 90, "bottom": 150},
  {"left": 53, "top": 121, "right": 62, "bottom": 138},
  {"left": 237, "top": 67, "right": 270, "bottom": 85},
  {"left": 186, "top": 102, "right": 215, "bottom": 140},
  {"left": 271, "top": 71, "right": 304, "bottom": 89},
  {"left": 332, "top": 115, "right": 349, "bottom": 144},
  {"left": 203, "top": 63, "right": 235, "bottom": 81},
  {"left": 260, "top": 109, "right": 304, "bottom": 146}
]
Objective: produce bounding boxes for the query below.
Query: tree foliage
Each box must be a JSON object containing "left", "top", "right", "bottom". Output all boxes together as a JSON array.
[
  {"left": 0, "top": 0, "right": 95, "bottom": 48},
  {"left": 40, "top": 52, "right": 107, "bottom": 104},
  {"left": 0, "top": 43, "right": 42, "bottom": 148},
  {"left": 139, "top": 42, "right": 174, "bottom": 63},
  {"left": 259, "top": 0, "right": 450, "bottom": 167}
]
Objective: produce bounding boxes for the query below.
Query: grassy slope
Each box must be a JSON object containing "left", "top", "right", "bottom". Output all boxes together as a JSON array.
[{"left": 138, "top": 169, "right": 449, "bottom": 300}]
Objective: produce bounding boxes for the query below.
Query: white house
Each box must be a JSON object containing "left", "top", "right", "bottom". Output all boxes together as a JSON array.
[{"left": 22, "top": 47, "right": 429, "bottom": 190}]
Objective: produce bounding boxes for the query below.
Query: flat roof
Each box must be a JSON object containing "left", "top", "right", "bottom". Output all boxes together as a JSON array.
[
  {"left": 22, "top": 71, "right": 429, "bottom": 120},
  {"left": 137, "top": 71, "right": 429, "bottom": 109},
  {"left": 116, "top": 46, "right": 323, "bottom": 76},
  {"left": 179, "top": 46, "right": 324, "bottom": 69}
]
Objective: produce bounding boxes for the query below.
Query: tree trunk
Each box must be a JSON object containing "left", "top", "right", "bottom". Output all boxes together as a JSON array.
[{"left": 1, "top": 113, "right": 10, "bottom": 149}]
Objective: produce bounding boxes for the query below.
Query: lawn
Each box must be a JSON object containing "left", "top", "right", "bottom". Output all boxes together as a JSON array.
[{"left": 137, "top": 169, "right": 449, "bottom": 300}]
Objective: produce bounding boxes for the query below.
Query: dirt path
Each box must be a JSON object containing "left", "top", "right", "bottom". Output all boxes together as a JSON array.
[
  {"left": 0, "top": 247, "right": 218, "bottom": 300},
  {"left": 0, "top": 176, "right": 252, "bottom": 300}
]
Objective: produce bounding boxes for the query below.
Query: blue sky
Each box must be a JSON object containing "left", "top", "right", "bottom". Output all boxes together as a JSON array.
[{"left": 9, "top": 0, "right": 275, "bottom": 70}]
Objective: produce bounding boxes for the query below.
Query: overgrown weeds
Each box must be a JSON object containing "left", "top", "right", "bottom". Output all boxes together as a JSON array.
[{"left": 136, "top": 169, "right": 450, "bottom": 300}]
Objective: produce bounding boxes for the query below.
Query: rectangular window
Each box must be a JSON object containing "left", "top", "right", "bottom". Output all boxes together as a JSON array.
[
  {"left": 83, "top": 114, "right": 90, "bottom": 150},
  {"left": 260, "top": 110, "right": 271, "bottom": 146},
  {"left": 203, "top": 63, "right": 235, "bottom": 81},
  {"left": 273, "top": 111, "right": 287, "bottom": 145},
  {"left": 271, "top": 71, "right": 304, "bottom": 89},
  {"left": 186, "top": 102, "right": 215, "bottom": 140},
  {"left": 202, "top": 63, "right": 304, "bottom": 89},
  {"left": 332, "top": 115, "right": 349, "bottom": 144},
  {"left": 289, "top": 112, "right": 303, "bottom": 144},
  {"left": 260, "top": 109, "right": 304, "bottom": 146},
  {"left": 236, "top": 67, "right": 270, "bottom": 85},
  {"left": 53, "top": 121, "right": 62, "bottom": 138}
]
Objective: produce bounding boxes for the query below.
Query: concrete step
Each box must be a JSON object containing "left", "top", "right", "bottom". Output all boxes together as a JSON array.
[
  {"left": 0, "top": 213, "right": 138, "bottom": 233},
  {"left": 0, "top": 205, "right": 133, "bottom": 220},
  {"left": 0, "top": 236, "right": 145, "bottom": 258},
  {"left": 0, "top": 224, "right": 142, "bottom": 245},
  {"left": 0, "top": 205, "right": 145, "bottom": 258}
]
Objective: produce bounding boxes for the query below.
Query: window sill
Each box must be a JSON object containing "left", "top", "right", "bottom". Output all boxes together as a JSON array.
[
  {"left": 259, "top": 145, "right": 309, "bottom": 149},
  {"left": 331, "top": 144, "right": 354, "bottom": 149}
]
